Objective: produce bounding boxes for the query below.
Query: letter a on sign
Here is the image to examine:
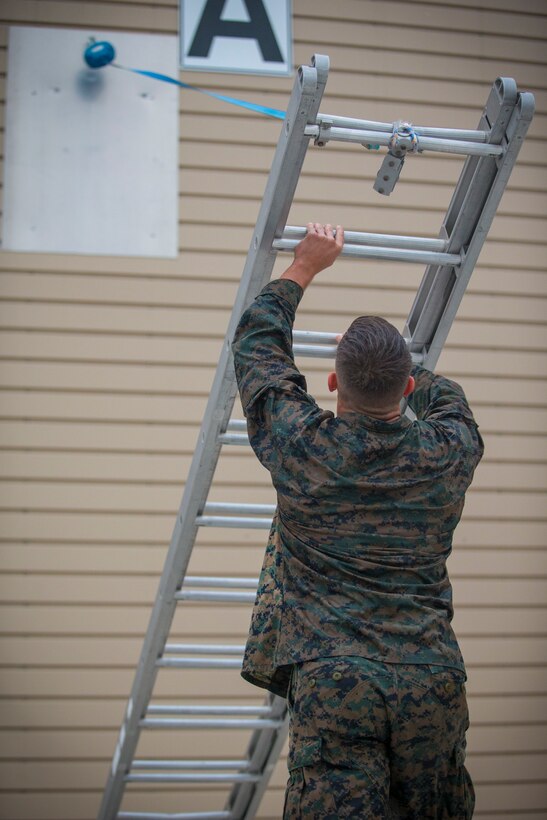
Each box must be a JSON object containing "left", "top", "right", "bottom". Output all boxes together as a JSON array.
[{"left": 180, "top": 0, "right": 292, "bottom": 76}]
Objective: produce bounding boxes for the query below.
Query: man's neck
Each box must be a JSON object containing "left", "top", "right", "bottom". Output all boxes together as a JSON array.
[{"left": 337, "top": 398, "right": 401, "bottom": 422}]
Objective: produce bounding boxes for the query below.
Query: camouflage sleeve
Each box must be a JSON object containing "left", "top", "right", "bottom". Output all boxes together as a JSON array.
[
  {"left": 407, "top": 365, "right": 484, "bottom": 459},
  {"left": 232, "top": 279, "right": 328, "bottom": 473}
]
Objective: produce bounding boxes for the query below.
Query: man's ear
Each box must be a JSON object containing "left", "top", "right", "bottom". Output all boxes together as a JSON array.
[
  {"left": 403, "top": 375, "right": 415, "bottom": 397},
  {"left": 327, "top": 371, "right": 338, "bottom": 393}
]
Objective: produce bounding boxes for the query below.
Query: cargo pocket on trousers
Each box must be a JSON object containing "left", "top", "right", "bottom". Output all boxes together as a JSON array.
[{"left": 284, "top": 738, "right": 338, "bottom": 819}]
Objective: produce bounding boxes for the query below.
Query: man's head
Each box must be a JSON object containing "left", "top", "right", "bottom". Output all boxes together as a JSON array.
[{"left": 328, "top": 316, "right": 414, "bottom": 416}]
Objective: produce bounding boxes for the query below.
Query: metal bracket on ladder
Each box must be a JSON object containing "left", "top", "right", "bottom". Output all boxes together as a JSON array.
[{"left": 98, "top": 56, "right": 534, "bottom": 820}]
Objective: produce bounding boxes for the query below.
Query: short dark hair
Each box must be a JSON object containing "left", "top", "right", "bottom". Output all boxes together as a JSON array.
[{"left": 335, "top": 316, "right": 412, "bottom": 408}]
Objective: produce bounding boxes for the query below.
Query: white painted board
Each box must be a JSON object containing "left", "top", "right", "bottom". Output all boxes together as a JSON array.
[{"left": 2, "top": 27, "right": 179, "bottom": 257}]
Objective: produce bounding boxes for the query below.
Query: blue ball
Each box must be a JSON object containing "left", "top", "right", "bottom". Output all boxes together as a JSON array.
[{"left": 84, "top": 41, "right": 116, "bottom": 69}]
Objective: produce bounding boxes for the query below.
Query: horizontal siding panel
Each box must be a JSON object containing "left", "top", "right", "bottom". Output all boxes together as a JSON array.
[
  {"left": 453, "top": 607, "right": 547, "bottom": 636},
  {"left": 145, "top": 141, "right": 546, "bottom": 193},
  {"left": 3, "top": 4, "right": 546, "bottom": 61},
  {"left": 0, "top": 574, "right": 545, "bottom": 608},
  {"left": 174, "top": 144, "right": 420, "bottom": 189},
  {"left": 1, "top": 305, "right": 545, "bottom": 368},
  {"left": 0, "top": 792, "right": 288, "bottom": 820},
  {"left": 0, "top": 459, "right": 545, "bottom": 500},
  {"left": 173, "top": 88, "right": 546, "bottom": 149},
  {"left": 2, "top": 450, "right": 546, "bottom": 495},
  {"left": 0, "top": 324, "right": 545, "bottom": 362},
  {"left": 454, "top": 577, "right": 547, "bottom": 606},
  {"left": 0, "top": 665, "right": 256, "bottom": 699},
  {"left": 0, "top": 389, "right": 544, "bottom": 433},
  {"left": 0, "top": 390, "right": 210, "bottom": 425},
  {"left": 1, "top": 543, "right": 545, "bottom": 579},
  {"left": 466, "top": 724, "right": 547, "bottom": 755},
  {"left": 2, "top": 314, "right": 546, "bottom": 357},
  {"left": 468, "top": 752, "right": 547, "bottom": 781},
  {"left": 3, "top": 362, "right": 544, "bottom": 407},
  {"left": 468, "top": 694, "right": 547, "bottom": 724},
  {"left": 1, "top": 249, "right": 545, "bottom": 294},
  {"left": 1, "top": 749, "right": 546, "bottom": 793},
  {"left": 300, "top": 22, "right": 547, "bottom": 66},
  {"left": 301, "top": 1, "right": 547, "bottom": 38},
  {"left": 0, "top": 793, "right": 102, "bottom": 820},
  {"left": 458, "top": 636, "right": 547, "bottom": 665},
  {"left": 0, "top": 466, "right": 543, "bottom": 509},
  {"left": 1, "top": 722, "right": 546, "bottom": 766},
  {"left": 1, "top": 662, "right": 544, "bottom": 700},
  {"left": 94, "top": 0, "right": 545, "bottom": 28},
  {"left": 1, "top": 511, "right": 545, "bottom": 546},
  {"left": 178, "top": 169, "right": 547, "bottom": 220},
  {"left": 293, "top": 45, "right": 547, "bottom": 92},
  {"left": 2, "top": 634, "right": 546, "bottom": 668},
  {"left": 0, "top": 728, "right": 260, "bottom": 766},
  {"left": 0, "top": 692, "right": 545, "bottom": 731},
  {"left": 1, "top": 422, "right": 546, "bottom": 462},
  {"left": 2, "top": 721, "right": 546, "bottom": 766},
  {"left": 0, "top": 510, "right": 178, "bottom": 542},
  {"left": 472, "top": 782, "right": 547, "bottom": 814},
  {"left": 2, "top": 269, "right": 547, "bottom": 317},
  {"left": 0, "top": 604, "right": 254, "bottom": 639},
  {"left": 0, "top": 1, "right": 177, "bottom": 30},
  {"left": 0, "top": 601, "right": 544, "bottom": 640}
]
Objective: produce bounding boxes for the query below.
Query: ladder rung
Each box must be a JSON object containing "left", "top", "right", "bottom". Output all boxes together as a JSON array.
[
  {"left": 132, "top": 759, "right": 249, "bottom": 770},
  {"left": 283, "top": 225, "right": 449, "bottom": 251},
  {"left": 118, "top": 813, "right": 231, "bottom": 820},
  {"left": 125, "top": 772, "right": 260, "bottom": 783},
  {"left": 140, "top": 717, "right": 282, "bottom": 730},
  {"left": 292, "top": 343, "right": 337, "bottom": 358},
  {"left": 175, "top": 589, "right": 257, "bottom": 602},
  {"left": 226, "top": 420, "right": 247, "bottom": 432},
  {"left": 196, "top": 516, "right": 272, "bottom": 530},
  {"left": 304, "top": 123, "right": 505, "bottom": 157},
  {"left": 273, "top": 237, "right": 462, "bottom": 266},
  {"left": 163, "top": 644, "right": 245, "bottom": 655},
  {"left": 203, "top": 503, "right": 274, "bottom": 516},
  {"left": 156, "top": 657, "right": 243, "bottom": 669},
  {"left": 159, "top": 640, "right": 247, "bottom": 665},
  {"left": 196, "top": 503, "right": 277, "bottom": 531},
  {"left": 316, "top": 112, "right": 491, "bottom": 143},
  {"left": 184, "top": 576, "right": 259, "bottom": 589},
  {"left": 146, "top": 706, "right": 271, "bottom": 716},
  {"left": 218, "top": 432, "right": 249, "bottom": 445}
]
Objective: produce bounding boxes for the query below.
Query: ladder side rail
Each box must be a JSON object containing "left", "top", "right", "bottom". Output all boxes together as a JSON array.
[
  {"left": 420, "top": 90, "right": 535, "bottom": 369},
  {"left": 98, "top": 53, "right": 330, "bottom": 820},
  {"left": 226, "top": 695, "right": 289, "bottom": 820},
  {"left": 403, "top": 77, "right": 518, "bottom": 355},
  {"left": 403, "top": 79, "right": 534, "bottom": 369}
]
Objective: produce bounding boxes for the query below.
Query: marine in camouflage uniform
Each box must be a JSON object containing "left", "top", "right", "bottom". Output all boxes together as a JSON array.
[{"left": 232, "top": 224, "right": 483, "bottom": 818}]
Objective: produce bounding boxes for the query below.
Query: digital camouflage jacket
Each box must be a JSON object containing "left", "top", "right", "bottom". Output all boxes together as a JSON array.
[{"left": 232, "top": 279, "right": 484, "bottom": 698}]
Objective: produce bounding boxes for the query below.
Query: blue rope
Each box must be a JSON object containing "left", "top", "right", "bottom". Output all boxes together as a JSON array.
[{"left": 114, "top": 64, "right": 285, "bottom": 120}]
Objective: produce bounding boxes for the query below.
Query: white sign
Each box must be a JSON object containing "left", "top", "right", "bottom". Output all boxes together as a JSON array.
[
  {"left": 2, "top": 27, "right": 179, "bottom": 258},
  {"left": 180, "top": 0, "right": 292, "bottom": 76}
]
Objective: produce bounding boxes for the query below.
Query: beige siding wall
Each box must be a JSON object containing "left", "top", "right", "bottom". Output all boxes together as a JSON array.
[{"left": 1, "top": 1, "right": 546, "bottom": 818}]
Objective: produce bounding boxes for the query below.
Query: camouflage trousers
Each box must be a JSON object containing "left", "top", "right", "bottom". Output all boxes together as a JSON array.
[{"left": 284, "top": 656, "right": 475, "bottom": 819}]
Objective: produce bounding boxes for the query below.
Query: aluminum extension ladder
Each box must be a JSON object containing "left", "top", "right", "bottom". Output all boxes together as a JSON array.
[{"left": 99, "top": 54, "right": 534, "bottom": 820}]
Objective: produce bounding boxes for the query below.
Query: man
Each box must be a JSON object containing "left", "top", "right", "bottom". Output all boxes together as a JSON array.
[{"left": 232, "top": 223, "right": 483, "bottom": 819}]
